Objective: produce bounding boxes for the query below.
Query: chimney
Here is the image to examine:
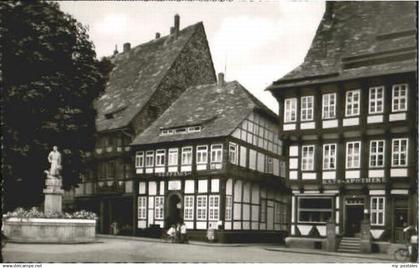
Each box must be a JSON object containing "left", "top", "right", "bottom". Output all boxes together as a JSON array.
[
  {"left": 155, "top": 32, "right": 161, "bottom": 39},
  {"left": 123, "top": 42, "right": 131, "bottom": 53},
  {"left": 174, "top": 14, "right": 180, "bottom": 37},
  {"left": 218, "top": 73, "right": 225, "bottom": 87},
  {"left": 170, "top": 26, "right": 175, "bottom": 35},
  {"left": 113, "top": 44, "right": 118, "bottom": 56}
]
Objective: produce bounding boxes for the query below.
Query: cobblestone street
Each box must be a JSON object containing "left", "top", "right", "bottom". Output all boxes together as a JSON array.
[{"left": 2, "top": 236, "right": 393, "bottom": 263}]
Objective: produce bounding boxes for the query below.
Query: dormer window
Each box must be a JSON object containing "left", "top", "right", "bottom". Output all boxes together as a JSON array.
[{"left": 160, "top": 125, "right": 202, "bottom": 136}]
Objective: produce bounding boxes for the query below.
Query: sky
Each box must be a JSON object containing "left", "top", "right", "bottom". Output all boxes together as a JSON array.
[{"left": 58, "top": 1, "right": 325, "bottom": 114}]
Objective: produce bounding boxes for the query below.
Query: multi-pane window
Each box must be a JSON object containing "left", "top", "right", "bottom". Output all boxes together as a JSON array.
[
  {"left": 369, "top": 86, "right": 384, "bottom": 114},
  {"left": 284, "top": 98, "right": 297, "bottom": 123},
  {"left": 345, "top": 90, "right": 360, "bottom": 117},
  {"left": 301, "top": 96, "right": 314, "bottom": 121},
  {"left": 229, "top": 143, "right": 238, "bottom": 165},
  {"left": 184, "top": 195, "right": 194, "bottom": 220},
  {"left": 392, "top": 84, "right": 408, "bottom": 112},
  {"left": 225, "top": 195, "right": 232, "bottom": 220},
  {"left": 211, "top": 144, "right": 223, "bottom": 163},
  {"left": 260, "top": 199, "right": 267, "bottom": 223},
  {"left": 302, "top": 145, "right": 315, "bottom": 171},
  {"left": 346, "top": 141, "right": 361, "bottom": 169},
  {"left": 145, "top": 151, "right": 154, "bottom": 167},
  {"left": 196, "top": 145, "right": 208, "bottom": 164},
  {"left": 135, "top": 151, "right": 144, "bottom": 168},
  {"left": 392, "top": 138, "right": 408, "bottom": 167},
  {"left": 323, "top": 144, "right": 336, "bottom": 170},
  {"left": 209, "top": 195, "right": 220, "bottom": 221},
  {"left": 155, "top": 149, "right": 165, "bottom": 166},
  {"left": 154, "top": 196, "right": 164, "bottom": 220},
  {"left": 371, "top": 197, "right": 385, "bottom": 226},
  {"left": 168, "top": 148, "right": 178, "bottom": 166},
  {"left": 181, "top": 147, "right": 192, "bottom": 165},
  {"left": 370, "top": 140, "right": 385, "bottom": 167},
  {"left": 196, "top": 195, "right": 207, "bottom": 220},
  {"left": 298, "top": 197, "right": 332, "bottom": 223},
  {"left": 322, "top": 93, "right": 336, "bottom": 119},
  {"left": 137, "top": 197, "right": 147, "bottom": 219}
]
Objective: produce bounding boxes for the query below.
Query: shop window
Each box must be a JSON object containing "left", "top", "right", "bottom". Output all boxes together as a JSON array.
[
  {"left": 298, "top": 197, "right": 332, "bottom": 223},
  {"left": 370, "top": 196, "right": 385, "bottom": 226},
  {"left": 138, "top": 197, "right": 147, "bottom": 219},
  {"left": 184, "top": 195, "right": 194, "bottom": 220}
]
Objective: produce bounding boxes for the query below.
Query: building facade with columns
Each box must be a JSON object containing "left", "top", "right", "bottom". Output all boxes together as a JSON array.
[
  {"left": 64, "top": 15, "right": 217, "bottom": 235},
  {"left": 131, "top": 75, "right": 289, "bottom": 242},
  {"left": 267, "top": 2, "right": 417, "bottom": 248}
]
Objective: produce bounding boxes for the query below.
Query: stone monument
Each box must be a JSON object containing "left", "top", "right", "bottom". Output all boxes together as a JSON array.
[{"left": 43, "top": 146, "right": 64, "bottom": 213}]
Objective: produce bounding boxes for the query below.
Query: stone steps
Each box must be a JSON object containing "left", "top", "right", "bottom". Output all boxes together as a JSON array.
[{"left": 338, "top": 237, "right": 361, "bottom": 253}]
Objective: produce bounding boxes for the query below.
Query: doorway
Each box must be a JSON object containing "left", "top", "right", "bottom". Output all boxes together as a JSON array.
[
  {"left": 393, "top": 197, "right": 409, "bottom": 243},
  {"left": 166, "top": 193, "right": 182, "bottom": 228},
  {"left": 345, "top": 205, "right": 364, "bottom": 237}
]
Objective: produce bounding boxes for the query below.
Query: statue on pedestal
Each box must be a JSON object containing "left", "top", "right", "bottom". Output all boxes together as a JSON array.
[{"left": 45, "top": 146, "right": 62, "bottom": 178}]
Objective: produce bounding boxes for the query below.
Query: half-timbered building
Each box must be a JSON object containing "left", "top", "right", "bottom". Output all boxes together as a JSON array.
[
  {"left": 131, "top": 74, "right": 289, "bottom": 242},
  {"left": 267, "top": 2, "right": 417, "bottom": 252},
  {"left": 64, "top": 15, "right": 216, "bottom": 235}
]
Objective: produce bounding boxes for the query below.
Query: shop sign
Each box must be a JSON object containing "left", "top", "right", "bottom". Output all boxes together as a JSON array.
[
  {"left": 323, "top": 177, "right": 385, "bottom": 185},
  {"left": 157, "top": 171, "right": 191, "bottom": 177}
]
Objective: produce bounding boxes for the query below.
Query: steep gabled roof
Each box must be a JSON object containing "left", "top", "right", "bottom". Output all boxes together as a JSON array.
[
  {"left": 95, "top": 22, "right": 204, "bottom": 132},
  {"left": 268, "top": 2, "right": 417, "bottom": 90},
  {"left": 131, "top": 80, "right": 278, "bottom": 146}
]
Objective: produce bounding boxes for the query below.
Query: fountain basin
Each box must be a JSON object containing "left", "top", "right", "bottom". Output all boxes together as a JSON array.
[{"left": 3, "top": 217, "right": 96, "bottom": 243}]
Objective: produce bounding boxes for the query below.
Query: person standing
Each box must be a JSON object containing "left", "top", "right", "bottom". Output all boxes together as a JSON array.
[{"left": 180, "top": 222, "right": 188, "bottom": 243}]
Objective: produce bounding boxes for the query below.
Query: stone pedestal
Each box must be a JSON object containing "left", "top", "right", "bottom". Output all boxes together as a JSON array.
[
  {"left": 360, "top": 219, "right": 372, "bottom": 253},
  {"left": 43, "top": 175, "right": 64, "bottom": 214},
  {"left": 326, "top": 220, "right": 337, "bottom": 252}
]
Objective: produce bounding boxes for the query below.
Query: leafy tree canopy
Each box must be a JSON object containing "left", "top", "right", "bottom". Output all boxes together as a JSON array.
[{"left": 1, "top": 1, "right": 111, "bottom": 211}]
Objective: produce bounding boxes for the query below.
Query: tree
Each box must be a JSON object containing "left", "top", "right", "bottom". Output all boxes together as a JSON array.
[{"left": 1, "top": 1, "right": 110, "bottom": 211}]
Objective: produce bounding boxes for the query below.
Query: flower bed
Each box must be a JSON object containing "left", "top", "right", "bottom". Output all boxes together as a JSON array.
[{"left": 3, "top": 207, "right": 97, "bottom": 243}]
